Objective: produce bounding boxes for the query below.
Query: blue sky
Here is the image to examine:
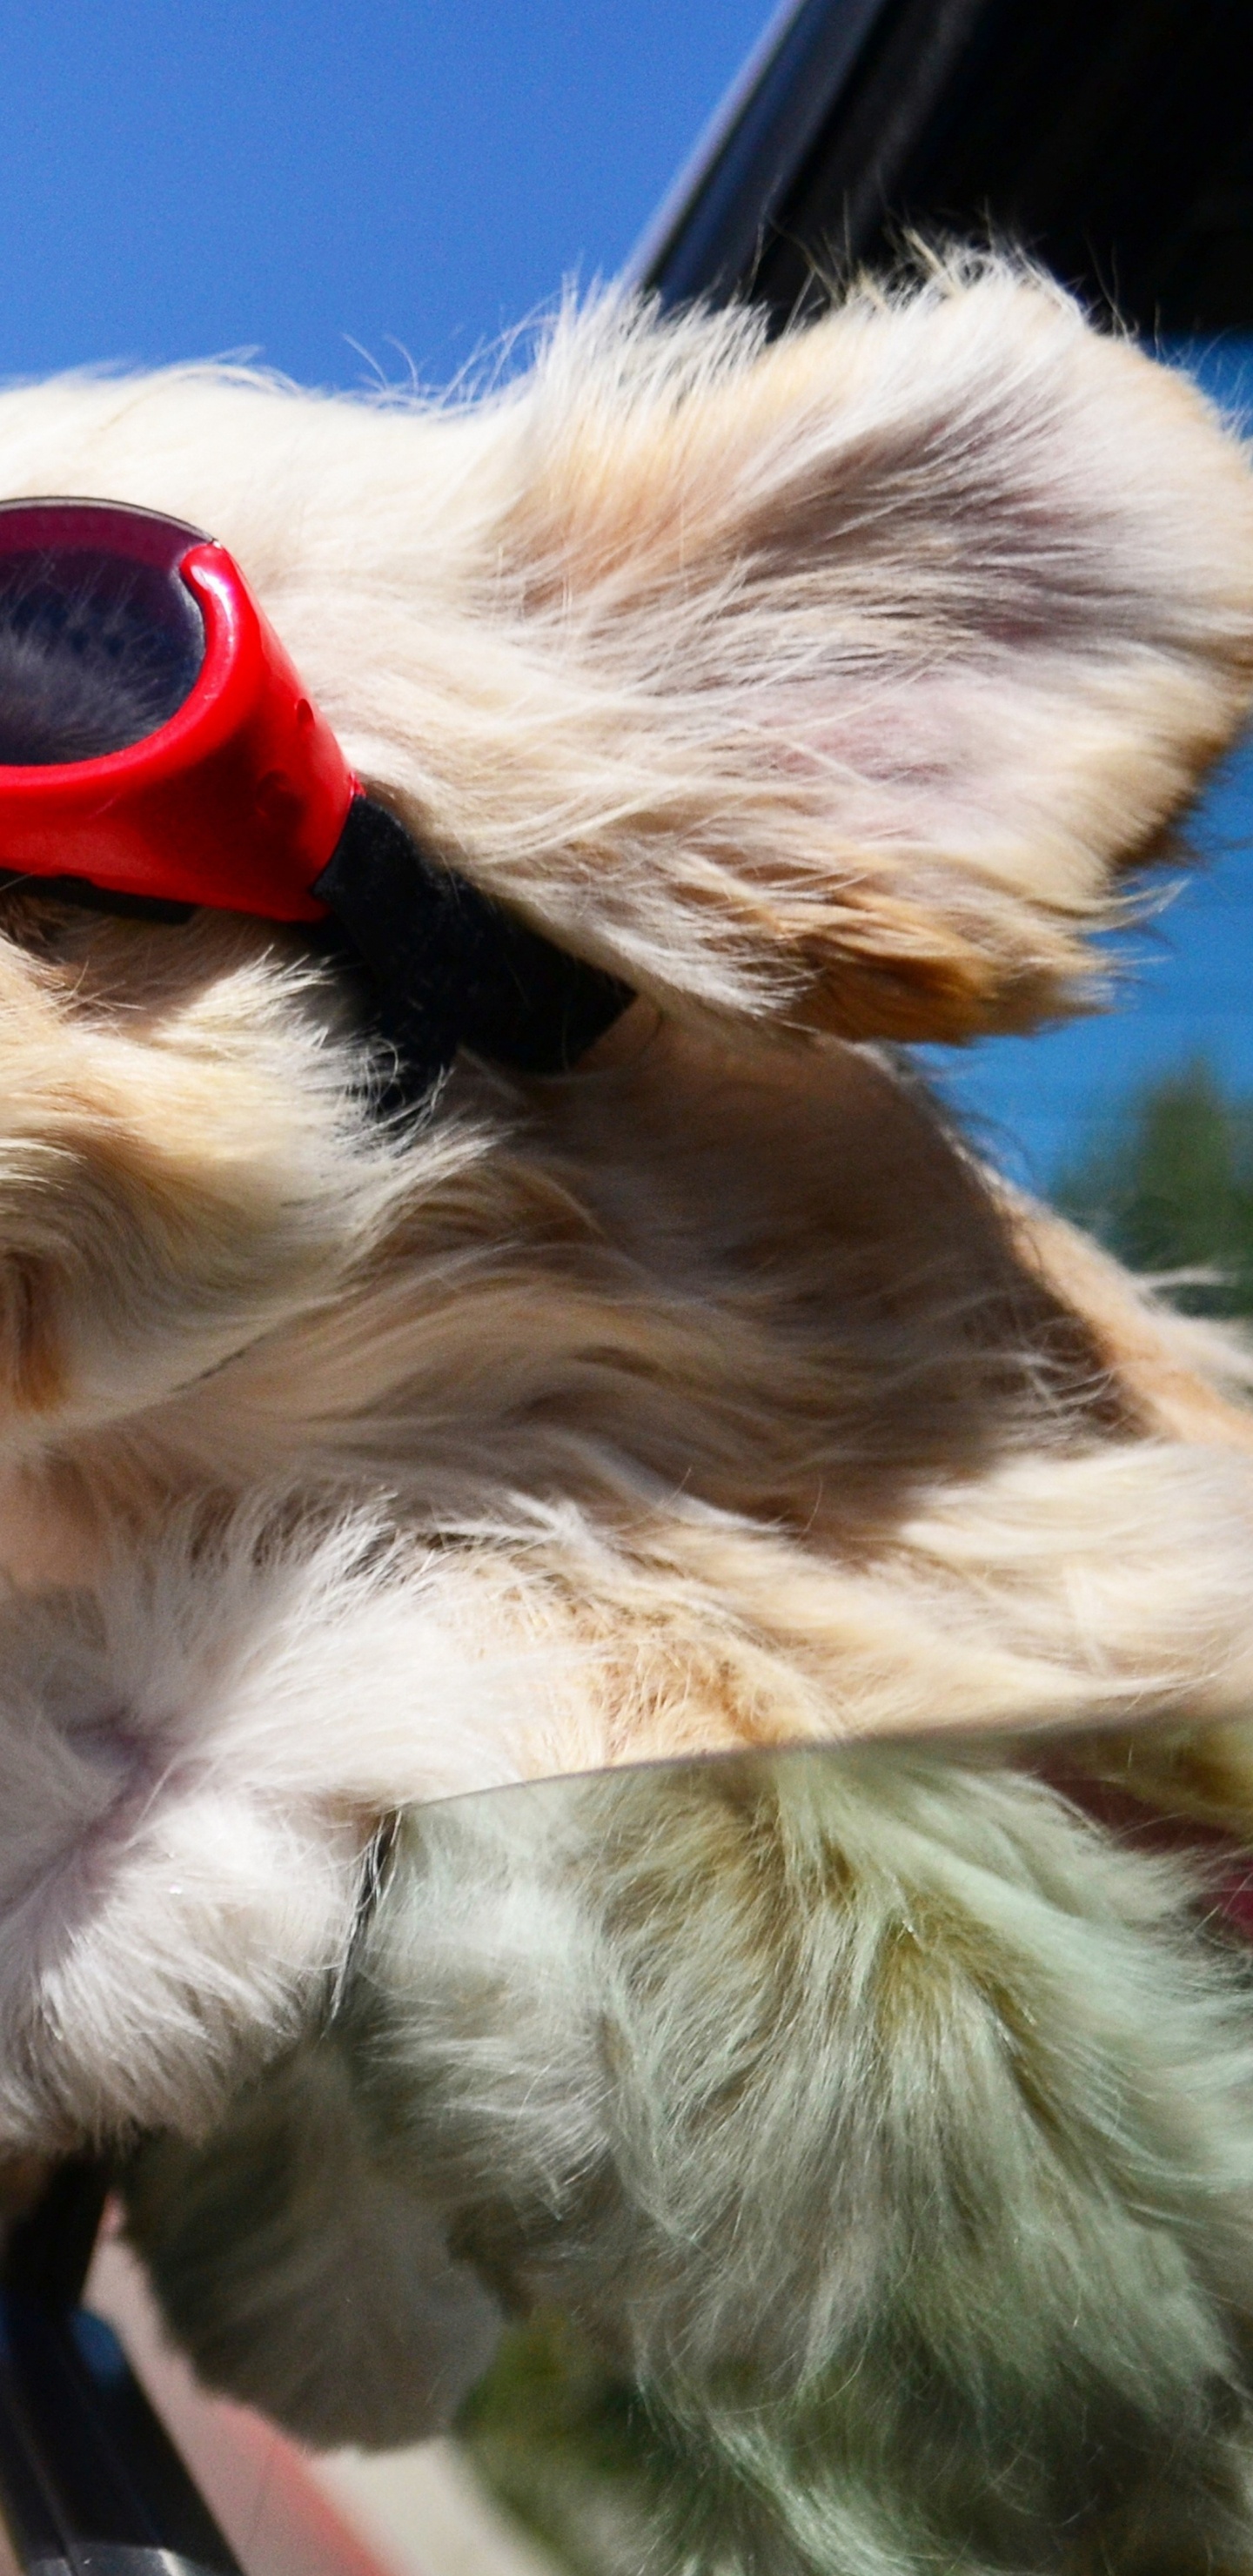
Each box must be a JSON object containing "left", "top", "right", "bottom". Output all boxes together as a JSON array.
[
  {"left": 1, "top": 0, "right": 767, "bottom": 388},
  {"left": 4, "top": 2, "right": 1252, "bottom": 1193}
]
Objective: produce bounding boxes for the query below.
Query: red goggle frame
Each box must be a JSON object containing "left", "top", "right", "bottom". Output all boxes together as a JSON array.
[{"left": 0, "top": 496, "right": 350, "bottom": 920}]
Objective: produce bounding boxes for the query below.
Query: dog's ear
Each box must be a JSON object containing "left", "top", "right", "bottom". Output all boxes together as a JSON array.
[
  {"left": 447, "top": 264, "right": 1253, "bottom": 1041},
  {"left": 7, "top": 267, "right": 1250, "bottom": 1042}
]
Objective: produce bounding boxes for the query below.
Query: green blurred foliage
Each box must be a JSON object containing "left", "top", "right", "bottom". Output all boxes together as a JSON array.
[
  {"left": 458, "top": 2312, "right": 675, "bottom": 2576},
  {"left": 1054, "top": 1060, "right": 1253, "bottom": 1316}
]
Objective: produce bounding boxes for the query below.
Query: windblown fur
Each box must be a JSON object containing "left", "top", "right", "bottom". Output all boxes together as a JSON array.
[{"left": 4, "top": 258, "right": 1253, "bottom": 2572}]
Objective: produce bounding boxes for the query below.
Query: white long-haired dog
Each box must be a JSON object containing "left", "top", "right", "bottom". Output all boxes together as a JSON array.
[{"left": 5, "top": 258, "right": 1253, "bottom": 2573}]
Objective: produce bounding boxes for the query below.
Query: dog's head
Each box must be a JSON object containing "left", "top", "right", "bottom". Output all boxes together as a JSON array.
[{"left": 0, "top": 258, "right": 1250, "bottom": 1465}]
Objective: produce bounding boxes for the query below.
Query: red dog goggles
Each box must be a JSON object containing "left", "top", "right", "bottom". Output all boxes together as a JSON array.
[{"left": 0, "top": 495, "right": 628, "bottom": 1090}]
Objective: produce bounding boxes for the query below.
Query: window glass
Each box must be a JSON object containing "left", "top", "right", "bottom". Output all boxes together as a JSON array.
[{"left": 92, "top": 1731, "right": 1253, "bottom": 2576}]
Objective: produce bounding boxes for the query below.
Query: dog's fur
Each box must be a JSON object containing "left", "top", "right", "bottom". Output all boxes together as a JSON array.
[{"left": 6, "top": 258, "right": 1253, "bottom": 2570}]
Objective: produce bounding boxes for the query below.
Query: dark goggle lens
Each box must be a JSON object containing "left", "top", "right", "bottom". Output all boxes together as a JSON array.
[{"left": 0, "top": 507, "right": 206, "bottom": 767}]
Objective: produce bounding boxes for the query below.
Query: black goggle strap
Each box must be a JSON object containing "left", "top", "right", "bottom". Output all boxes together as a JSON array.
[
  {"left": 0, "top": 800, "right": 633, "bottom": 1104},
  {"left": 312, "top": 794, "right": 633, "bottom": 1100}
]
